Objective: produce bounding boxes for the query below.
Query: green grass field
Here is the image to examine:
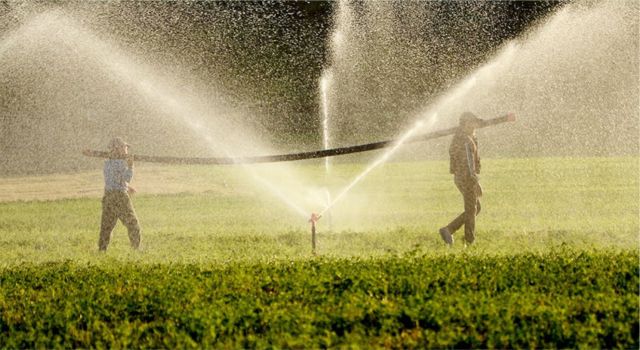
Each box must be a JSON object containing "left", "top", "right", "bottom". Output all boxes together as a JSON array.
[{"left": 0, "top": 157, "right": 638, "bottom": 347}]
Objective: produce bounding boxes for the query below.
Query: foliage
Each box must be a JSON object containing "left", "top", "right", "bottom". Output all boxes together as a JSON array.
[{"left": 0, "top": 251, "right": 637, "bottom": 348}]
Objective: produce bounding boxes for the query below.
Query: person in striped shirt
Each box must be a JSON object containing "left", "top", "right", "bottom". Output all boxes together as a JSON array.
[{"left": 96, "top": 137, "right": 141, "bottom": 251}]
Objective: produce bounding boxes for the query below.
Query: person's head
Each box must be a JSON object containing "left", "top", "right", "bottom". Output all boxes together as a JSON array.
[
  {"left": 108, "top": 137, "right": 129, "bottom": 157},
  {"left": 459, "top": 112, "right": 482, "bottom": 134}
]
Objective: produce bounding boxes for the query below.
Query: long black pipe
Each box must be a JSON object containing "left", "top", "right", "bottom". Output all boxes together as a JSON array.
[{"left": 83, "top": 114, "right": 514, "bottom": 165}]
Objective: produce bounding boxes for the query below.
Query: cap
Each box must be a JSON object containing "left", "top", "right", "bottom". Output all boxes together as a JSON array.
[
  {"left": 459, "top": 111, "right": 483, "bottom": 126},
  {"left": 108, "top": 137, "right": 129, "bottom": 150}
]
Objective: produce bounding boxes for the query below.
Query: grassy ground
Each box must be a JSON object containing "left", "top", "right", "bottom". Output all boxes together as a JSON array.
[{"left": 0, "top": 157, "right": 637, "bottom": 265}]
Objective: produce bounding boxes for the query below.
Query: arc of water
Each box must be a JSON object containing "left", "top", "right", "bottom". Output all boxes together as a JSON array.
[
  {"left": 320, "top": 116, "right": 434, "bottom": 217},
  {"left": 319, "top": 69, "right": 334, "bottom": 228},
  {"left": 0, "top": 11, "right": 52, "bottom": 57},
  {"left": 3, "top": 10, "right": 310, "bottom": 217},
  {"left": 319, "top": 42, "right": 518, "bottom": 216},
  {"left": 320, "top": 70, "right": 333, "bottom": 174}
]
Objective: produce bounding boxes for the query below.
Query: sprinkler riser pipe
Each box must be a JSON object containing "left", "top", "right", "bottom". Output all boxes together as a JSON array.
[
  {"left": 309, "top": 213, "right": 321, "bottom": 255},
  {"left": 311, "top": 223, "right": 316, "bottom": 255}
]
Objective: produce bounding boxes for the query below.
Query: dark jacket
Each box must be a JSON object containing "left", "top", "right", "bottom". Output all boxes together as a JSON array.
[{"left": 449, "top": 131, "right": 480, "bottom": 177}]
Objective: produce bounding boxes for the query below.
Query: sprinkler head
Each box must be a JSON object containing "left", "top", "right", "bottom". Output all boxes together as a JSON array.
[{"left": 309, "top": 213, "right": 322, "bottom": 224}]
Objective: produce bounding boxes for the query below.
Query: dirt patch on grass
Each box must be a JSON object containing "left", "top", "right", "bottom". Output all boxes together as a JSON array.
[{"left": 0, "top": 164, "right": 232, "bottom": 202}]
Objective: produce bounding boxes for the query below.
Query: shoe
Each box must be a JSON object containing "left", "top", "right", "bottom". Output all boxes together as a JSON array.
[{"left": 439, "top": 227, "right": 453, "bottom": 245}]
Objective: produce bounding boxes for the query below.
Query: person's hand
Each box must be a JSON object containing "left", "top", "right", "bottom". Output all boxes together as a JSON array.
[
  {"left": 475, "top": 182, "right": 483, "bottom": 197},
  {"left": 82, "top": 149, "right": 92, "bottom": 156},
  {"left": 126, "top": 155, "right": 134, "bottom": 168},
  {"left": 470, "top": 175, "right": 482, "bottom": 196},
  {"left": 127, "top": 185, "right": 137, "bottom": 195}
]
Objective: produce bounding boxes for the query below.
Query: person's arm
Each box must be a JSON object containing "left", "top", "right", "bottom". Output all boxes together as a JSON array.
[
  {"left": 465, "top": 141, "right": 477, "bottom": 180},
  {"left": 474, "top": 136, "right": 480, "bottom": 174},
  {"left": 123, "top": 167, "right": 133, "bottom": 183},
  {"left": 124, "top": 157, "right": 136, "bottom": 194},
  {"left": 123, "top": 157, "right": 134, "bottom": 183},
  {"left": 465, "top": 140, "right": 483, "bottom": 196}
]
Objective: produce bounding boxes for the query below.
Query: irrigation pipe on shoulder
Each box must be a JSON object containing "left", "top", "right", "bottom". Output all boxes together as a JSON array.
[{"left": 82, "top": 114, "right": 515, "bottom": 165}]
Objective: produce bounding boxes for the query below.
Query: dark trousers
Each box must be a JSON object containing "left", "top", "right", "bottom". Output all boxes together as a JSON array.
[
  {"left": 446, "top": 175, "right": 481, "bottom": 244},
  {"left": 99, "top": 191, "right": 141, "bottom": 251}
]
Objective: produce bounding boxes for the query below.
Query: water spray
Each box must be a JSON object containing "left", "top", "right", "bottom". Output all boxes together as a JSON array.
[
  {"left": 320, "top": 71, "right": 332, "bottom": 174},
  {"left": 31, "top": 12, "right": 313, "bottom": 217},
  {"left": 320, "top": 70, "right": 333, "bottom": 229},
  {"left": 321, "top": 112, "right": 516, "bottom": 215},
  {"left": 324, "top": 188, "right": 332, "bottom": 230}
]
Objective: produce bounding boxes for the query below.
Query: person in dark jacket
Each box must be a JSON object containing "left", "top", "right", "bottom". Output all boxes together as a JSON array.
[
  {"left": 439, "top": 112, "right": 484, "bottom": 246},
  {"left": 89, "top": 137, "right": 141, "bottom": 251}
]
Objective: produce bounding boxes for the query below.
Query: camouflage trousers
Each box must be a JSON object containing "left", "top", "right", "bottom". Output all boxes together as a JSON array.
[
  {"left": 99, "top": 191, "right": 141, "bottom": 251},
  {"left": 445, "top": 175, "right": 482, "bottom": 244}
]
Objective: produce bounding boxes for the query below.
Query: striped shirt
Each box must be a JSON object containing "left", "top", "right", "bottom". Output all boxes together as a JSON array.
[{"left": 103, "top": 159, "right": 133, "bottom": 192}]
